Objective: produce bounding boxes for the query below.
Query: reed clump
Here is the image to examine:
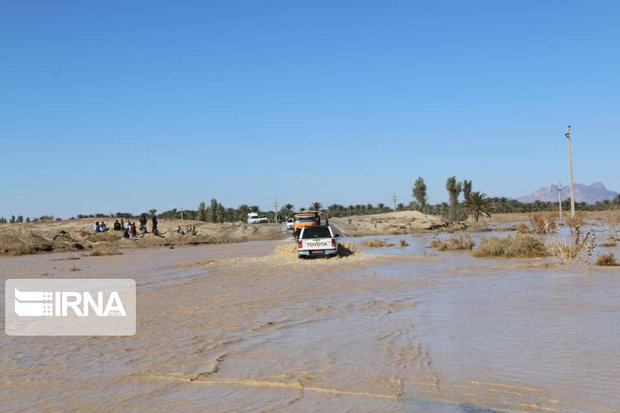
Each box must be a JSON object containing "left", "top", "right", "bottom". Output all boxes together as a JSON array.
[
  {"left": 596, "top": 252, "right": 618, "bottom": 266},
  {"left": 547, "top": 224, "right": 596, "bottom": 265},
  {"left": 430, "top": 234, "right": 475, "bottom": 251},
  {"left": 472, "top": 234, "right": 547, "bottom": 258},
  {"left": 528, "top": 213, "right": 557, "bottom": 234}
]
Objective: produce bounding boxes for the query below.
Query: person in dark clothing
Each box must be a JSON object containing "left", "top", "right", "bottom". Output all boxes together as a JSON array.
[
  {"left": 113, "top": 220, "right": 121, "bottom": 231},
  {"left": 152, "top": 216, "right": 158, "bottom": 236},
  {"left": 139, "top": 214, "right": 147, "bottom": 233}
]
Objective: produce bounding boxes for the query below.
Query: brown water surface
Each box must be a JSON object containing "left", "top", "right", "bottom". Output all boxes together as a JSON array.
[{"left": 0, "top": 238, "right": 618, "bottom": 412}]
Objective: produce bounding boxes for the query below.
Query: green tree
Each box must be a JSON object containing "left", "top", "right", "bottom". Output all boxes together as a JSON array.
[
  {"left": 216, "top": 202, "right": 225, "bottom": 223},
  {"left": 446, "top": 176, "right": 462, "bottom": 205},
  {"left": 149, "top": 209, "right": 157, "bottom": 217},
  {"left": 310, "top": 202, "right": 323, "bottom": 211},
  {"left": 445, "top": 176, "right": 464, "bottom": 221},
  {"left": 209, "top": 199, "right": 218, "bottom": 223},
  {"left": 412, "top": 177, "right": 427, "bottom": 210},
  {"left": 237, "top": 204, "right": 250, "bottom": 221},
  {"left": 10, "top": 215, "right": 15, "bottom": 224},
  {"left": 26, "top": 217, "right": 30, "bottom": 223},
  {"left": 463, "top": 192, "right": 492, "bottom": 222},
  {"left": 197, "top": 202, "right": 207, "bottom": 221},
  {"left": 16, "top": 215, "right": 23, "bottom": 223},
  {"left": 280, "top": 203, "right": 295, "bottom": 218},
  {"left": 462, "top": 180, "right": 472, "bottom": 199}
]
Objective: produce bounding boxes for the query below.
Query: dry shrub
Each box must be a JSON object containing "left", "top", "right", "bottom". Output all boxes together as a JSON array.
[
  {"left": 547, "top": 228, "right": 596, "bottom": 265},
  {"left": 547, "top": 242, "right": 584, "bottom": 265},
  {"left": 596, "top": 252, "right": 618, "bottom": 266},
  {"left": 600, "top": 239, "right": 617, "bottom": 247},
  {"left": 564, "top": 211, "right": 586, "bottom": 232},
  {"left": 529, "top": 213, "right": 557, "bottom": 234},
  {"left": 517, "top": 223, "right": 530, "bottom": 234},
  {"left": 430, "top": 234, "right": 475, "bottom": 251},
  {"left": 362, "top": 239, "right": 393, "bottom": 248},
  {"left": 602, "top": 210, "right": 619, "bottom": 241},
  {"left": 472, "top": 234, "right": 547, "bottom": 258},
  {"left": 399, "top": 239, "right": 409, "bottom": 247}
]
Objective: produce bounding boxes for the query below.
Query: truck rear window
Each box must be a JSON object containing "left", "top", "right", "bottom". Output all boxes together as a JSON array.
[
  {"left": 294, "top": 216, "right": 316, "bottom": 222},
  {"left": 302, "top": 227, "right": 331, "bottom": 239}
]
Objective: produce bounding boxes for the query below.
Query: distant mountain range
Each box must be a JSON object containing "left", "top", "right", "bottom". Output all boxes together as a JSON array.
[{"left": 517, "top": 182, "right": 618, "bottom": 204}]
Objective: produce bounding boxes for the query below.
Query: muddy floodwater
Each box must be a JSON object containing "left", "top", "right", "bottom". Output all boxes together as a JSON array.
[{"left": 0, "top": 235, "right": 618, "bottom": 412}]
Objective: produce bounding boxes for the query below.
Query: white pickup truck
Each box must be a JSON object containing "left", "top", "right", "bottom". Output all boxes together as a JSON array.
[{"left": 297, "top": 226, "right": 340, "bottom": 258}]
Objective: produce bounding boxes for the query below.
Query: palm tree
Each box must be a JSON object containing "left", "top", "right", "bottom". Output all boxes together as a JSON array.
[
  {"left": 237, "top": 204, "right": 250, "bottom": 221},
  {"left": 463, "top": 192, "right": 492, "bottom": 222},
  {"left": 310, "top": 202, "right": 323, "bottom": 211},
  {"left": 279, "top": 203, "right": 295, "bottom": 219}
]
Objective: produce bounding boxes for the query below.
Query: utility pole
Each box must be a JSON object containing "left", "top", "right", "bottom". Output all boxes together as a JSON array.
[
  {"left": 391, "top": 193, "right": 398, "bottom": 211},
  {"left": 557, "top": 181, "right": 563, "bottom": 220},
  {"left": 565, "top": 125, "right": 576, "bottom": 218},
  {"left": 273, "top": 200, "right": 278, "bottom": 223},
  {"left": 180, "top": 206, "right": 184, "bottom": 220}
]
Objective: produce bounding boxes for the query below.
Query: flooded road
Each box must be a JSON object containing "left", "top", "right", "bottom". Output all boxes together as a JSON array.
[{"left": 0, "top": 236, "right": 618, "bottom": 412}]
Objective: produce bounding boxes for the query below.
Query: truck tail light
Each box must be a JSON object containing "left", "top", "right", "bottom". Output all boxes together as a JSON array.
[
  {"left": 332, "top": 239, "right": 336, "bottom": 247},
  {"left": 298, "top": 240, "right": 303, "bottom": 248}
]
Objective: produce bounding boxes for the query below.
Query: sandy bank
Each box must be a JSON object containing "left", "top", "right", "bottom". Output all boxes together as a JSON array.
[
  {"left": 0, "top": 218, "right": 285, "bottom": 256},
  {"left": 330, "top": 210, "right": 462, "bottom": 236}
]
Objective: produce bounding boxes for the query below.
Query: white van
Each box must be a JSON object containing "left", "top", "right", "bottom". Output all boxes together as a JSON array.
[{"left": 247, "top": 213, "right": 268, "bottom": 224}]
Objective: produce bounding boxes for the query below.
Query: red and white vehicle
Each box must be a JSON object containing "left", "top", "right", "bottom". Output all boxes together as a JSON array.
[{"left": 297, "top": 225, "right": 340, "bottom": 258}]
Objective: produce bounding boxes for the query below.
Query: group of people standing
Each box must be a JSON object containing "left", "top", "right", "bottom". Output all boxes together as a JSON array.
[{"left": 96, "top": 214, "right": 159, "bottom": 238}]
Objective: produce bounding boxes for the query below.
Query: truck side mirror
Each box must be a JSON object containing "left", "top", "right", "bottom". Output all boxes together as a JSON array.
[{"left": 334, "top": 234, "right": 341, "bottom": 238}]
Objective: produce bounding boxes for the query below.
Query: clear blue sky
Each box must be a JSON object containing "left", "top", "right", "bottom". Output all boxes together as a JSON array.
[{"left": 1, "top": 0, "right": 618, "bottom": 218}]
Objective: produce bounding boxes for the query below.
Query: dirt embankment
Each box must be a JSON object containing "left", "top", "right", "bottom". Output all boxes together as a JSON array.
[
  {"left": 0, "top": 219, "right": 286, "bottom": 256},
  {"left": 330, "top": 210, "right": 463, "bottom": 236},
  {"left": 0, "top": 211, "right": 462, "bottom": 256}
]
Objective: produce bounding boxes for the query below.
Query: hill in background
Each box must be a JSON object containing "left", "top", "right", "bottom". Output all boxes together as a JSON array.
[{"left": 517, "top": 182, "right": 618, "bottom": 204}]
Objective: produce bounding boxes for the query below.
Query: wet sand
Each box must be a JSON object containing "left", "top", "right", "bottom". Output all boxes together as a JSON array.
[{"left": 0, "top": 237, "right": 618, "bottom": 412}]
